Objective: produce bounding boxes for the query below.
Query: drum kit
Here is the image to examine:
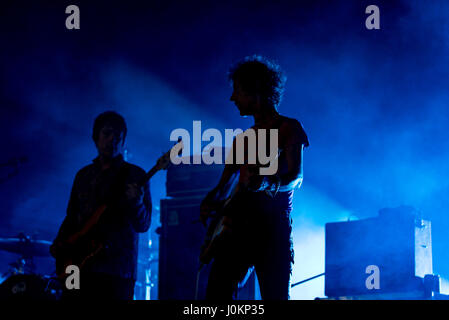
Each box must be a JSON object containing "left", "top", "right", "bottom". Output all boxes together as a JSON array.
[
  {"left": 0, "top": 232, "right": 162, "bottom": 300},
  {"left": 0, "top": 233, "right": 62, "bottom": 300},
  {"left": 0, "top": 157, "right": 62, "bottom": 299}
]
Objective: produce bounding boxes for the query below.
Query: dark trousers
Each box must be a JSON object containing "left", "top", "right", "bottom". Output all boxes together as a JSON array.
[
  {"left": 205, "top": 192, "right": 294, "bottom": 300},
  {"left": 62, "top": 272, "right": 135, "bottom": 300}
]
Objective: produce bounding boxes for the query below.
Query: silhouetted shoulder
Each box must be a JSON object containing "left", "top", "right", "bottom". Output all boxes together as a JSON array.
[
  {"left": 77, "top": 163, "right": 94, "bottom": 173},
  {"left": 124, "top": 162, "right": 147, "bottom": 176},
  {"left": 74, "top": 163, "right": 95, "bottom": 180},
  {"left": 279, "top": 116, "right": 310, "bottom": 148}
]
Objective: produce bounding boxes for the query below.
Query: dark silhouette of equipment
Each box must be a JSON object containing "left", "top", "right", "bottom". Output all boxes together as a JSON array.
[
  {"left": 158, "top": 155, "right": 257, "bottom": 300},
  {"left": 324, "top": 206, "right": 443, "bottom": 299},
  {"left": 0, "top": 233, "right": 51, "bottom": 258},
  {"left": 0, "top": 233, "right": 62, "bottom": 300}
]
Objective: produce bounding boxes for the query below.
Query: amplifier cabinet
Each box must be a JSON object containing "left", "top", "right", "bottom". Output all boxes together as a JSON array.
[
  {"left": 158, "top": 196, "right": 256, "bottom": 300},
  {"left": 325, "top": 212, "right": 432, "bottom": 297},
  {"left": 166, "top": 155, "right": 225, "bottom": 198}
]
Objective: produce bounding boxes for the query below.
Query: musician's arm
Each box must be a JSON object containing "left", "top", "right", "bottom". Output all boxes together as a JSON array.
[
  {"left": 199, "top": 163, "right": 239, "bottom": 226},
  {"left": 206, "top": 163, "right": 239, "bottom": 199},
  {"left": 211, "top": 135, "right": 244, "bottom": 194},
  {"left": 259, "top": 143, "right": 304, "bottom": 193},
  {"left": 248, "top": 120, "right": 306, "bottom": 193}
]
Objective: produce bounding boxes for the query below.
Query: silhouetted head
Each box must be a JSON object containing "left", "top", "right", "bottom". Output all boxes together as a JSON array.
[
  {"left": 92, "top": 111, "right": 127, "bottom": 159},
  {"left": 228, "top": 55, "right": 286, "bottom": 116}
]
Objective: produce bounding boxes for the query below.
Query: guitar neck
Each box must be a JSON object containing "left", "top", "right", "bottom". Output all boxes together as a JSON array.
[{"left": 141, "top": 164, "right": 160, "bottom": 186}]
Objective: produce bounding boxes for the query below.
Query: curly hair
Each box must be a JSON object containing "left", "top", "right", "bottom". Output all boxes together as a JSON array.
[
  {"left": 92, "top": 111, "right": 127, "bottom": 144},
  {"left": 228, "top": 55, "right": 286, "bottom": 110}
]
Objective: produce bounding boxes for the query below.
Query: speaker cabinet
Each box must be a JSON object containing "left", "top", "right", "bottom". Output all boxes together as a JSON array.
[
  {"left": 325, "top": 207, "right": 432, "bottom": 298},
  {"left": 158, "top": 196, "right": 256, "bottom": 300},
  {"left": 165, "top": 155, "right": 224, "bottom": 198}
]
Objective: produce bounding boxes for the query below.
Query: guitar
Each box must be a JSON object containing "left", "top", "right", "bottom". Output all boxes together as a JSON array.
[
  {"left": 54, "top": 141, "right": 182, "bottom": 279},
  {"left": 199, "top": 170, "right": 241, "bottom": 265},
  {"left": 198, "top": 157, "right": 283, "bottom": 265}
]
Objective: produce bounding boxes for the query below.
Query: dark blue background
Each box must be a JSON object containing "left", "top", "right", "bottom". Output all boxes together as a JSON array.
[{"left": 1, "top": 0, "right": 448, "bottom": 298}]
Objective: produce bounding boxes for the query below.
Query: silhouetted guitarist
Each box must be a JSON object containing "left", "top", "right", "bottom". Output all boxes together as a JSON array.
[
  {"left": 200, "top": 56, "right": 309, "bottom": 300},
  {"left": 50, "top": 111, "right": 152, "bottom": 300}
]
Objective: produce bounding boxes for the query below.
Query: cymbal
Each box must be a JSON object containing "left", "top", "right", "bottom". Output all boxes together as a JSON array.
[{"left": 0, "top": 237, "right": 52, "bottom": 257}]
